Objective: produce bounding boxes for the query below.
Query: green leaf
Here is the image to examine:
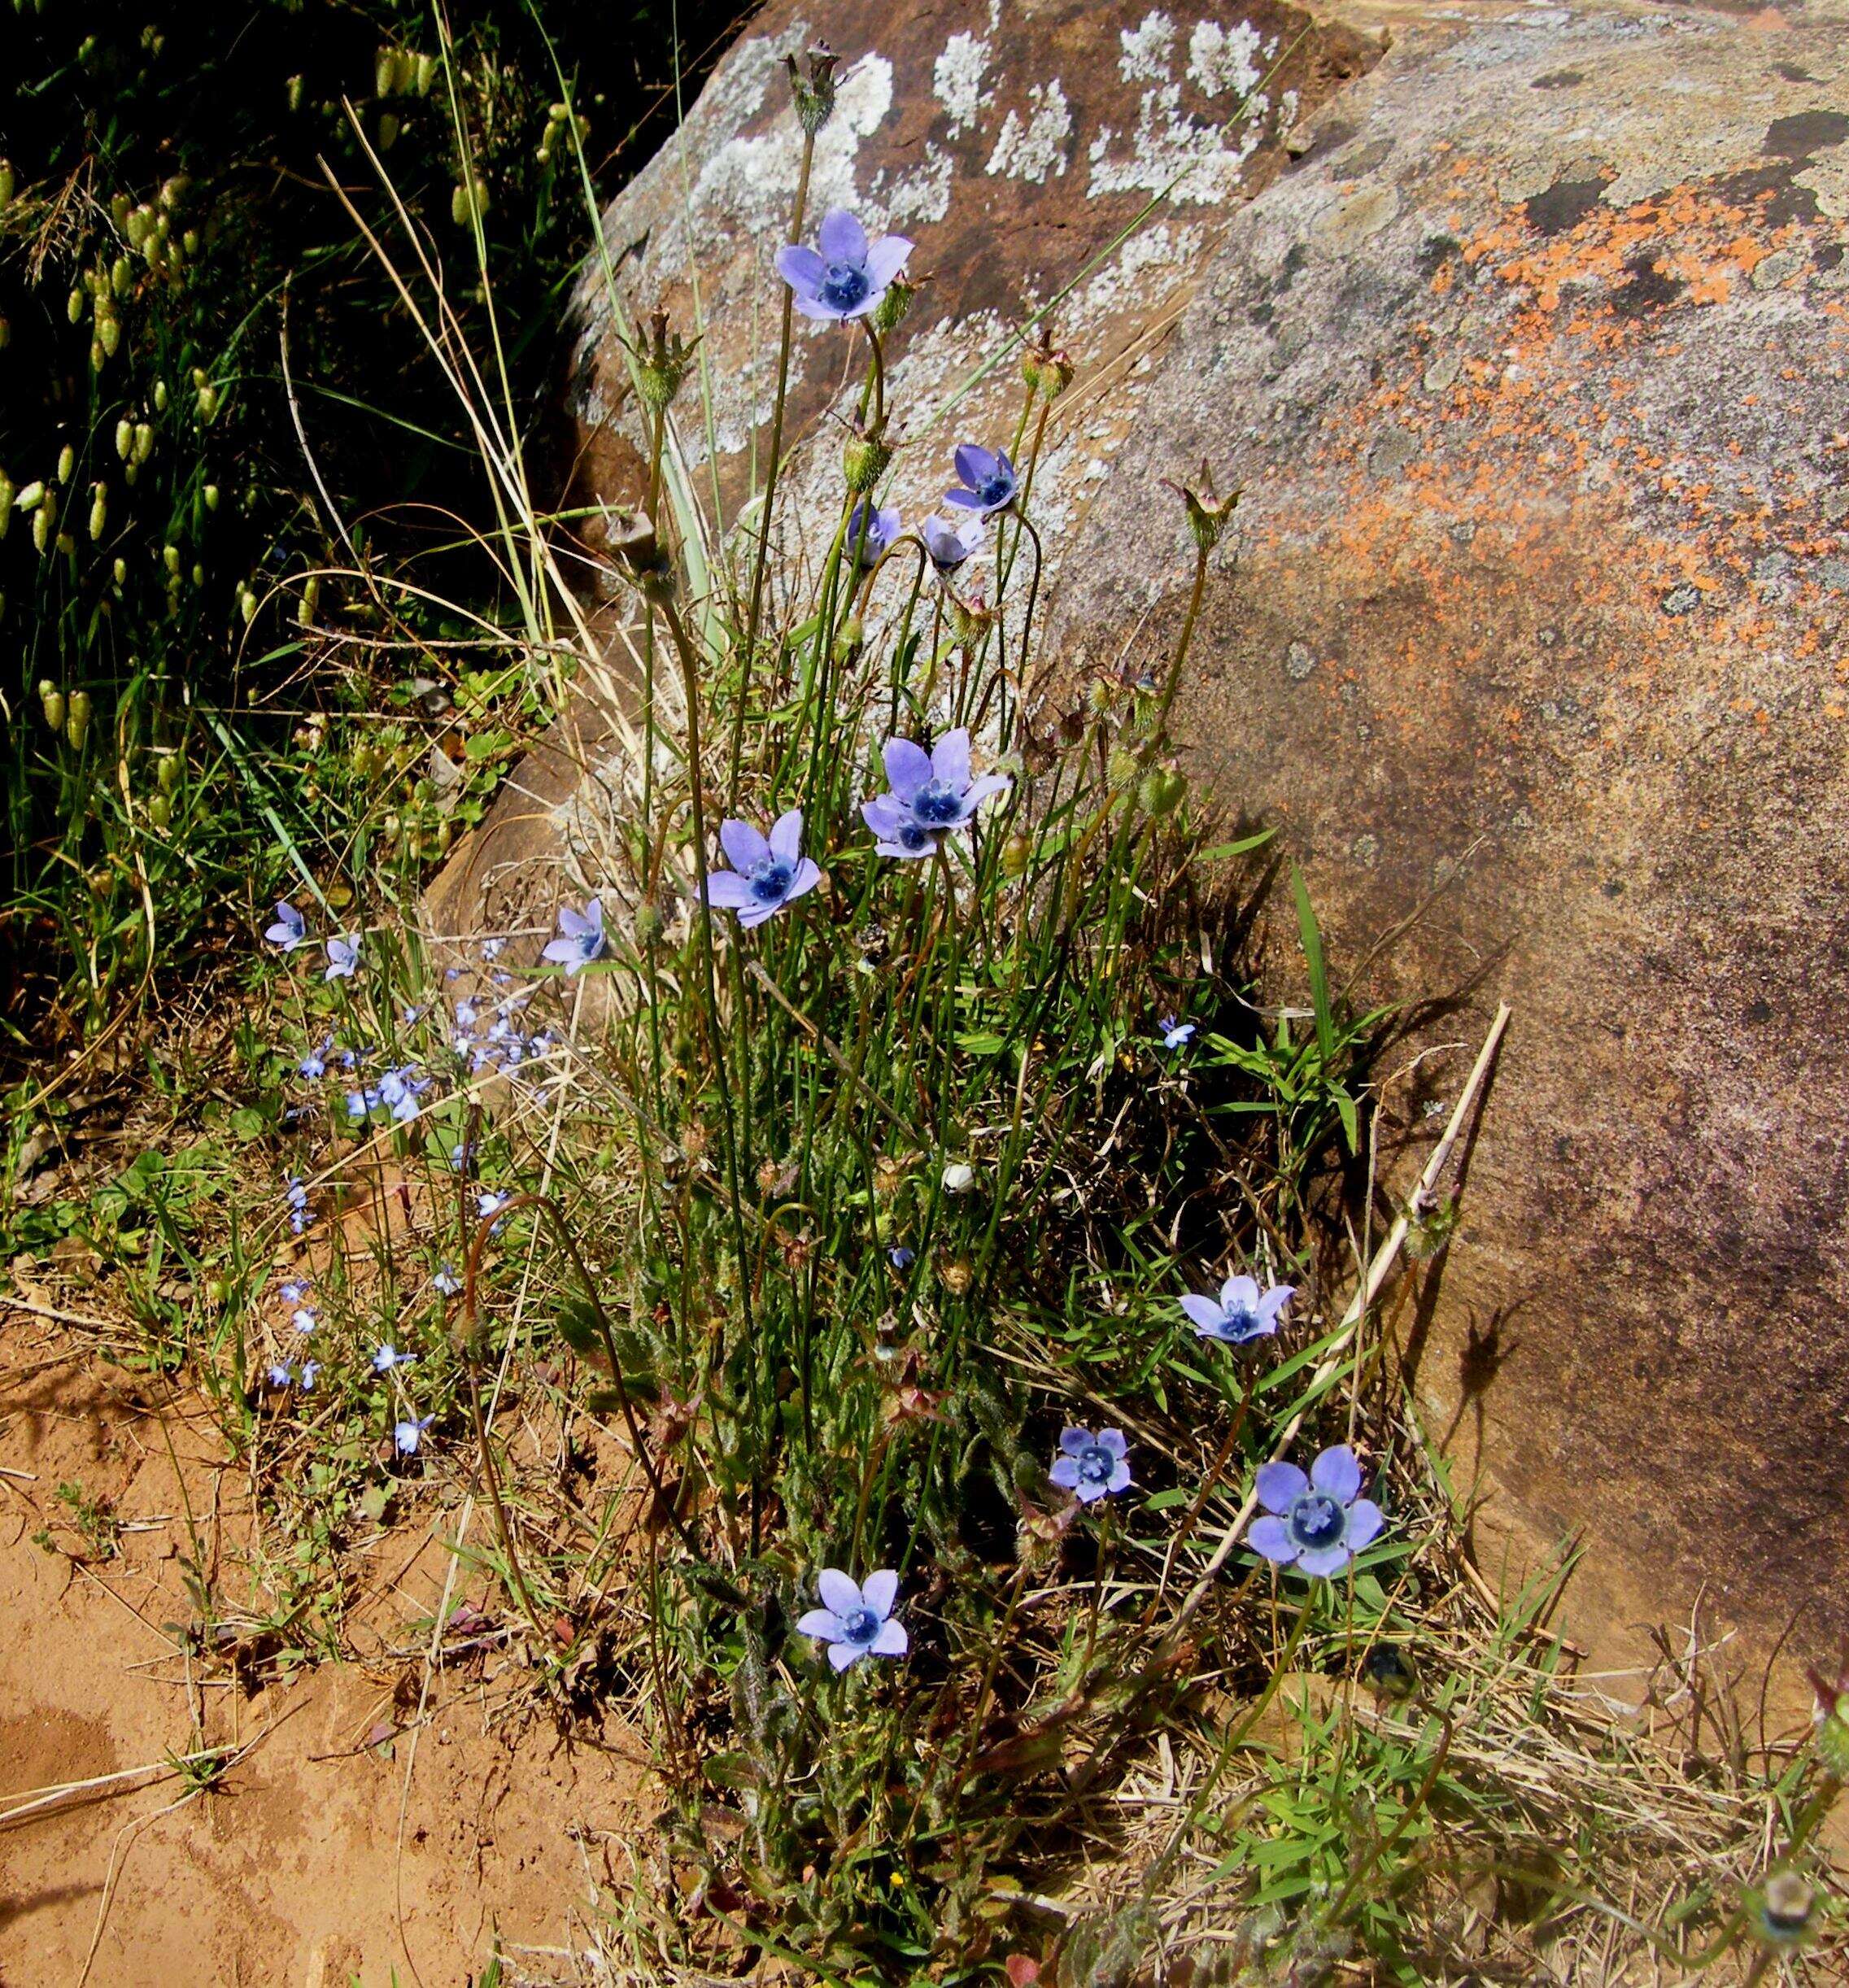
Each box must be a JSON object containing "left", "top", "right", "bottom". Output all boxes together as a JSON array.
[
  {"left": 1144, "top": 1487, "right": 1191, "bottom": 1512},
  {"left": 1292, "top": 861, "right": 1336, "bottom": 1067},
  {"left": 229, "top": 1106, "right": 269, "bottom": 1142},
  {"left": 555, "top": 1298, "right": 604, "bottom": 1359},
  {"left": 1199, "top": 826, "right": 1278, "bottom": 862}
]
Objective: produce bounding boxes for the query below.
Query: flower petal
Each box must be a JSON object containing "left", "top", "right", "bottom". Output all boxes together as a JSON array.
[
  {"left": 959, "top": 773, "right": 1012, "bottom": 816},
  {"left": 861, "top": 1567, "right": 899, "bottom": 1618},
  {"left": 1294, "top": 1544, "right": 1354, "bottom": 1580},
  {"left": 1179, "top": 1293, "right": 1228, "bottom": 1336},
  {"left": 1248, "top": 1515, "right": 1295, "bottom": 1562},
  {"left": 1058, "top": 1426, "right": 1092, "bottom": 1456},
  {"left": 781, "top": 857, "right": 822, "bottom": 905},
  {"left": 769, "top": 808, "right": 805, "bottom": 865},
  {"left": 953, "top": 444, "right": 997, "bottom": 490},
  {"left": 869, "top": 1616, "right": 909, "bottom": 1658},
  {"left": 883, "top": 736, "right": 932, "bottom": 802},
  {"left": 862, "top": 795, "right": 909, "bottom": 837},
  {"left": 876, "top": 836, "right": 936, "bottom": 861},
  {"left": 1219, "top": 1273, "right": 1260, "bottom": 1315},
  {"left": 1049, "top": 1458, "right": 1081, "bottom": 1489},
  {"left": 818, "top": 207, "right": 869, "bottom": 265},
  {"left": 1310, "top": 1445, "right": 1362, "bottom": 1505},
  {"left": 540, "top": 938, "right": 578, "bottom": 966},
  {"left": 774, "top": 244, "right": 826, "bottom": 299},
  {"left": 1344, "top": 1498, "right": 1385, "bottom": 1551},
  {"left": 1107, "top": 1460, "right": 1133, "bottom": 1493},
  {"left": 931, "top": 728, "right": 972, "bottom": 791},
  {"left": 796, "top": 1608, "right": 844, "bottom": 1640},
  {"left": 791, "top": 289, "right": 850, "bottom": 321},
  {"left": 818, "top": 1568, "right": 861, "bottom": 1617},
  {"left": 826, "top": 1639, "right": 865, "bottom": 1671},
  {"left": 700, "top": 871, "right": 757, "bottom": 909},
  {"left": 1256, "top": 1283, "right": 1296, "bottom": 1322},
  {"left": 557, "top": 905, "right": 589, "bottom": 939},
  {"left": 942, "top": 488, "right": 986, "bottom": 510},
  {"left": 864, "top": 234, "right": 913, "bottom": 290},
  {"left": 1255, "top": 1460, "right": 1309, "bottom": 1514},
  {"left": 1098, "top": 1428, "right": 1128, "bottom": 1459},
  {"left": 720, "top": 817, "right": 770, "bottom": 872}
]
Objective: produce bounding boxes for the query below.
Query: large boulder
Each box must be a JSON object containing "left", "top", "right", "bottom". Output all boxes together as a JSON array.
[{"left": 434, "top": 0, "right": 1849, "bottom": 1683}]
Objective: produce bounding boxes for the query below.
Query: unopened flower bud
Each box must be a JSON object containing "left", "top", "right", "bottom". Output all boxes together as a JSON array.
[
  {"left": 146, "top": 792, "right": 172, "bottom": 828},
  {"left": 871, "top": 275, "right": 918, "bottom": 335},
  {"left": 66, "top": 691, "right": 93, "bottom": 749},
  {"left": 196, "top": 382, "right": 220, "bottom": 421},
  {"left": 941, "top": 1161, "right": 975, "bottom": 1195},
  {"left": 156, "top": 752, "right": 181, "bottom": 792},
  {"left": 39, "top": 681, "right": 65, "bottom": 732},
  {"left": 1107, "top": 745, "right": 1139, "bottom": 790},
  {"left": 203, "top": 482, "right": 220, "bottom": 511},
  {"left": 633, "top": 902, "right": 665, "bottom": 948},
  {"left": 1137, "top": 763, "right": 1186, "bottom": 817},
  {"left": 1001, "top": 831, "right": 1031, "bottom": 878},
  {"left": 785, "top": 41, "right": 838, "bottom": 137},
  {"left": 1166, "top": 459, "right": 1241, "bottom": 554},
  {"left": 164, "top": 543, "right": 181, "bottom": 575}
]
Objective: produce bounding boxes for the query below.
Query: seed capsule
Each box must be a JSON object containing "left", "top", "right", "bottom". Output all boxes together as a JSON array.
[
  {"left": 1001, "top": 831, "right": 1031, "bottom": 878},
  {"left": 67, "top": 286, "right": 85, "bottom": 325},
  {"left": 39, "top": 681, "right": 65, "bottom": 731},
  {"left": 133, "top": 421, "right": 154, "bottom": 462},
  {"left": 152, "top": 380, "right": 168, "bottom": 412},
  {"left": 88, "top": 486, "right": 107, "bottom": 539},
  {"left": 66, "top": 691, "right": 92, "bottom": 748},
  {"left": 163, "top": 543, "right": 181, "bottom": 574},
  {"left": 203, "top": 483, "right": 219, "bottom": 511},
  {"left": 57, "top": 445, "right": 74, "bottom": 483},
  {"left": 146, "top": 792, "right": 172, "bottom": 828},
  {"left": 116, "top": 419, "right": 133, "bottom": 459},
  {"left": 112, "top": 556, "right": 125, "bottom": 582},
  {"left": 196, "top": 383, "right": 219, "bottom": 420}
]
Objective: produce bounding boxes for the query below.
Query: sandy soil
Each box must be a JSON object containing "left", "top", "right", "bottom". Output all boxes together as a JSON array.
[{"left": 0, "top": 1322, "right": 649, "bottom": 1988}]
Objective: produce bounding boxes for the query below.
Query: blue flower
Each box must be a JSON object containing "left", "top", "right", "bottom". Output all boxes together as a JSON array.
[
  {"left": 373, "top": 1344, "right": 416, "bottom": 1375},
  {"left": 476, "top": 1189, "right": 512, "bottom": 1234},
  {"left": 1049, "top": 1426, "right": 1132, "bottom": 1505},
  {"left": 1156, "top": 1015, "right": 1196, "bottom": 1050},
  {"left": 324, "top": 933, "right": 361, "bottom": 982},
  {"left": 432, "top": 1263, "right": 462, "bottom": 1296},
  {"left": 346, "top": 1086, "right": 378, "bottom": 1121},
  {"left": 299, "top": 1358, "right": 321, "bottom": 1393},
  {"left": 700, "top": 810, "right": 822, "bottom": 929},
  {"left": 775, "top": 207, "right": 912, "bottom": 323},
  {"left": 797, "top": 1567, "right": 908, "bottom": 1672},
  {"left": 920, "top": 514, "right": 982, "bottom": 575},
  {"left": 887, "top": 1245, "right": 915, "bottom": 1271},
  {"left": 542, "top": 898, "right": 606, "bottom": 976},
  {"left": 395, "top": 1415, "right": 434, "bottom": 1457},
  {"left": 377, "top": 1064, "right": 429, "bottom": 1124},
  {"left": 480, "top": 936, "right": 505, "bottom": 961},
  {"left": 944, "top": 444, "right": 1018, "bottom": 517},
  {"left": 290, "top": 1305, "right": 317, "bottom": 1336},
  {"left": 264, "top": 900, "right": 306, "bottom": 951},
  {"left": 1180, "top": 1273, "right": 1294, "bottom": 1346},
  {"left": 280, "top": 1277, "right": 312, "bottom": 1306},
  {"left": 285, "top": 1175, "right": 312, "bottom": 1235},
  {"left": 848, "top": 501, "right": 901, "bottom": 569},
  {"left": 265, "top": 1362, "right": 293, "bottom": 1389},
  {"left": 1249, "top": 1445, "right": 1385, "bottom": 1579},
  {"left": 297, "top": 1035, "right": 333, "bottom": 1080},
  {"left": 861, "top": 729, "right": 1012, "bottom": 860}
]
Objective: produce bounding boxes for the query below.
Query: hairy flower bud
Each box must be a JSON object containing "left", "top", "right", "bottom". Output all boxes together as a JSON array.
[
  {"left": 631, "top": 308, "right": 699, "bottom": 415},
  {"left": 1166, "top": 459, "right": 1241, "bottom": 554},
  {"left": 1137, "top": 762, "right": 1186, "bottom": 817},
  {"left": 843, "top": 420, "right": 894, "bottom": 495},
  {"left": 871, "top": 275, "right": 918, "bottom": 336},
  {"left": 785, "top": 41, "right": 839, "bottom": 137},
  {"left": 1022, "top": 325, "right": 1074, "bottom": 402},
  {"left": 66, "top": 691, "right": 92, "bottom": 749}
]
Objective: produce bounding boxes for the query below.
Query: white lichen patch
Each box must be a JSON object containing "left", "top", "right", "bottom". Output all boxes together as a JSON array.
[
  {"left": 987, "top": 81, "right": 1074, "bottom": 182},
  {"left": 933, "top": 32, "right": 990, "bottom": 133},
  {"left": 1088, "top": 85, "right": 1267, "bottom": 203},
  {"left": 1188, "top": 20, "right": 1267, "bottom": 100},
  {"left": 1062, "top": 221, "right": 1206, "bottom": 334},
  {"left": 874, "top": 142, "right": 956, "bottom": 227},
  {"left": 1119, "top": 11, "right": 1177, "bottom": 85}
]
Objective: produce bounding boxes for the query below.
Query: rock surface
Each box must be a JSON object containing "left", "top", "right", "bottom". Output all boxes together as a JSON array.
[{"left": 435, "top": 0, "right": 1849, "bottom": 1681}]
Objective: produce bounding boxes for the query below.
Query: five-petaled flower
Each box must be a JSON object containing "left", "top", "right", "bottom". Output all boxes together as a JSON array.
[
  {"left": 798, "top": 1567, "right": 909, "bottom": 1671},
  {"left": 432, "top": 1263, "right": 463, "bottom": 1297},
  {"left": 395, "top": 1415, "right": 434, "bottom": 1457},
  {"left": 1180, "top": 1273, "right": 1294, "bottom": 1346},
  {"left": 919, "top": 514, "right": 982, "bottom": 575},
  {"left": 848, "top": 500, "right": 902, "bottom": 568},
  {"left": 775, "top": 207, "right": 912, "bottom": 322},
  {"left": 264, "top": 900, "right": 306, "bottom": 951},
  {"left": 1249, "top": 1445, "right": 1385, "bottom": 1579},
  {"left": 862, "top": 729, "right": 1012, "bottom": 861},
  {"left": 1049, "top": 1426, "right": 1132, "bottom": 1505},
  {"left": 543, "top": 898, "right": 606, "bottom": 976},
  {"left": 1157, "top": 1015, "right": 1196, "bottom": 1050},
  {"left": 944, "top": 444, "right": 1018, "bottom": 517},
  {"left": 700, "top": 812, "right": 822, "bottom": 928},
  {"left": 325, "top": 933, "right": 361, "bottom": 982},
  {"left": 373, "top": 1345, "right": 416, "bottom": 1375}
]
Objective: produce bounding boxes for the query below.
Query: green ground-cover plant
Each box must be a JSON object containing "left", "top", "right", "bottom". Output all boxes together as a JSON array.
[{"left": 7, "top": 23, "right": 1843, "bottom": 1988}]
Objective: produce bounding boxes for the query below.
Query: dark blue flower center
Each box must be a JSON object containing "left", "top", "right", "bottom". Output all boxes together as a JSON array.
[
  {"left": 749, "top": 859, "right": 794, "bottom": 903},
  {"left": 1223, "top": 1305, "right": 1258, "bottom": 1341},
  {"left": 1289, "top": 1492, "right": 1346, "bottom": 1551},
  {"left": 975, "top": 470, "right": 1014, "bottom": 508},
  {"left": 912, "top": 779, "right": 965, "bottom": 826},
  {"left": 1075, "top": 1443, "right": 1114, "bottom": 1486},
  {"left": 820, "top": 260, "right": 870, "bottom": 312},
  {"left": 840, "top": 1605, "right": 879, "bottom": 1646},
  {"left": 896, "top": 821, "right": 934, "bottom": 852}
]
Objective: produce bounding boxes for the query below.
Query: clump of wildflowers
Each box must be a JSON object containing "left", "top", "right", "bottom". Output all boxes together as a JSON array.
[
  {"left": 944, "top": 443, "right": 1018, "bottom": 517},
  {"left": 798, "top": 1568, "right": 908, "bottom": 1671},
  {"left": 1180, "top": 1273, "right": 1293, "bottom": 1345},
  {"left": 542, "top": 897, "right": 606, "bottom": 975},
  {"left": 700, "top": 812, "right": 822, "bottom": 928},
  {"left": 775, "top": 208, "right": 911, "bottom": 323},
  {"left": 1049, "top": 1427, "right": 1132, "bottom": 1505},
  {"left": 861, "top": 729, "right": 1010, "bottom": 861},
  {"left": 1249, "top": 1445, "right": 1385, "bottom": 1579}
]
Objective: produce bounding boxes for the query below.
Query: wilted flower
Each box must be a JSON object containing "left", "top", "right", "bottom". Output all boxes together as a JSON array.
[
  {"left": 542, "top": 897, "right": 606, "bottom": 975},
  {"left": 847, "top": 500, "right": 901, "bottom": 568},
  {"left": 919, "top": 514, "right": 981, "bottom": 575},
  {"left": 785, "top": 40, "right": 838, "bottom": 136},
  {"left": 861, "top": 729, "right": 1011, "bottom": 860},
  {"left": 1249, "top": 1445, "right": 1385, "bottom": 1579},
  {"left": 432, "top": 1263, "right": 462, "bottom": 1297},
  {"left": 373, "top": 1344, "right": 416, "bottom": 1374},
  {"left": 944, "top": 444, "right": 1018, "bottom": 517},
  {"left": 1156, "top": 1015, "right": 1196, "bottom": 1050},
  {"left": 264, "top": 900, "right": 306, "bottom": 950},
  {"left": 1049, "top": 1426, "right": 1132, "bottom": 1505},
  {"left": 700, "top": 811, "right": 822, "bottom": 929},
  {"left": 798, "top": 1567, "right": 908, "bottom": 1672},
  {"left": 1180, "top": 1273, "right": 1294, "bottom": 1346},
  {"left": 324, "top": 933, "right": 361, "bottom": 982},
  {"left": 776, "top": 208, "right": 912, "bottom": 322},
  {"left": 395, "top": 1415, "right": 434, "bottom": 1457}
]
